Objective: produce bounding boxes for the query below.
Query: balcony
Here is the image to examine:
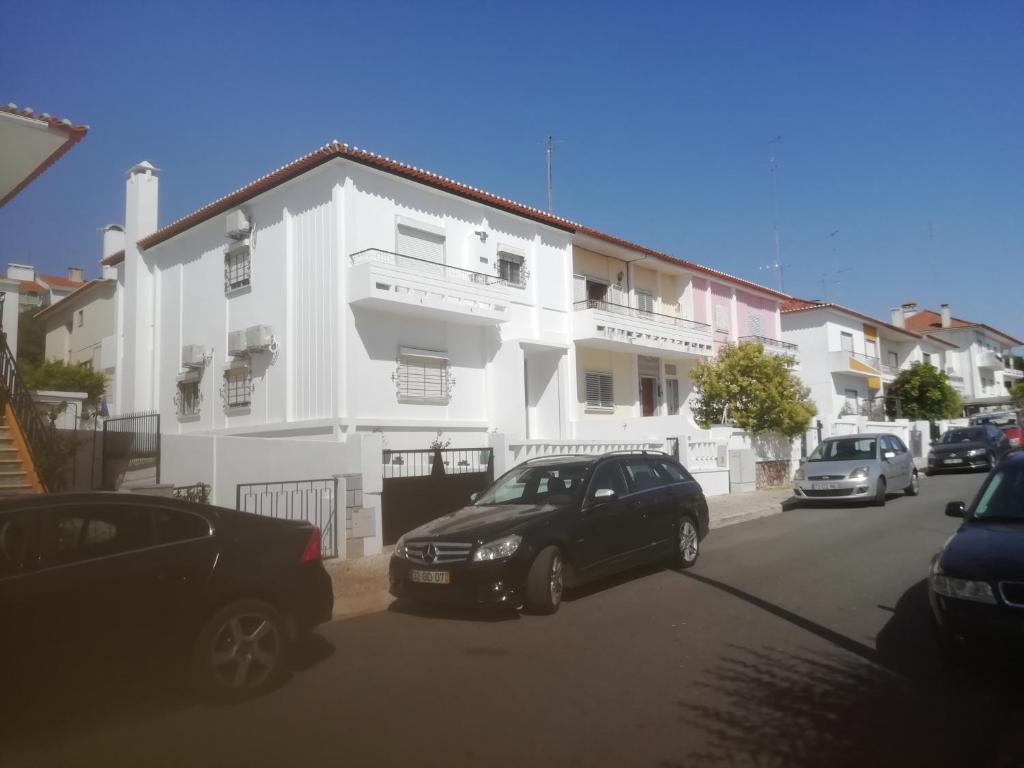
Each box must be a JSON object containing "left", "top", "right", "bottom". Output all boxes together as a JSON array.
[
  {"left": 880, "top": 363, "right": 901, "bottom": 382},
  {"left": 348, "top": 248, "right": 511, "bottom": 325},
  {"left": 1004, "top": 367, "right": 1024, "bottom": 380},
  {"left": 829, "top": 350, "right": 881, "bottom": 380},
  {"left": 572, "top": 300, "right": 714, "bottom": 358},
  {"left": 977, "top": 350, "right": 1002, "bottom": 370}
]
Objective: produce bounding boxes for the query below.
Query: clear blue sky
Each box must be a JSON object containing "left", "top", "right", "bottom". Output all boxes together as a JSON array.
[{"left": 3, "top": 1, "right": 1022, "bottom": 342}]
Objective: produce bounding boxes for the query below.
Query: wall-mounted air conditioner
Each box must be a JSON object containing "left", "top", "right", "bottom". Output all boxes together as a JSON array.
[
  {"left": 228, "top": 330, "right": 248, "bottom": 357},
  {"left": 226, "top": 209, "right": 251, "bottom": 240},
  {"left": 246, "top": 324, "right": 274, "bottom": 352},
  {"left": 226, "top": 238, "right": 250, "bottom": 259},
  {"left": 181, "top": 344, "right": 206, "bottom": 368}
]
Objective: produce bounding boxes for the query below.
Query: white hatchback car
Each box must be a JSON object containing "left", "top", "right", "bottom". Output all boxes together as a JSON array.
[{"left": 793, "top": 433, "right": 919, "bottom": 506}]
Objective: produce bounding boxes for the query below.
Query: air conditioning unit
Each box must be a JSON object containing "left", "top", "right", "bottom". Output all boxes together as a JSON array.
[
  {"left": 228, "top": 330, "right": 248, "bottom": 357},
  {"left": 181, "top": 344, "right": 206, "bottom": 369},
  {"left": 246, "top": 324, "right": 274, "bottom": 352},
  {"left": 226, "top": 209, "right": 251, "bottom": 240}
]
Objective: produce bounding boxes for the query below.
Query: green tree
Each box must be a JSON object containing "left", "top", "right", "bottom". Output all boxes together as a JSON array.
[
  {"left": 15, "top": 310, "right": 45, "bottom": 367},
  {"left": 884, "top": 362, "right": 962, "bottom": 421},
  {"left": 1010, "top": 381, "right": 1024, "bottom": 409},
  {"left": 19, "top": 360, "right": 108, "bottom": 407},
  {"left": 689, "top": 341, "right": 816, "bottom": 438}
]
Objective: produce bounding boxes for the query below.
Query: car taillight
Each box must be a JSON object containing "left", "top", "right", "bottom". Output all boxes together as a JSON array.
[{"left": 299, "top": 527, "right": 322, "bottom": 563}]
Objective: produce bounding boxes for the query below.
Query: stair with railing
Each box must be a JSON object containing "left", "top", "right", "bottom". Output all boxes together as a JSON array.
[{"left": 0, "top": 331, "right": 57, "bottom": 494}]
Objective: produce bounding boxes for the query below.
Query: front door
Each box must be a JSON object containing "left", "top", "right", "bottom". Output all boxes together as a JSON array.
[{"left": 640, "top": 377, "right": 656, "bottom": 417}]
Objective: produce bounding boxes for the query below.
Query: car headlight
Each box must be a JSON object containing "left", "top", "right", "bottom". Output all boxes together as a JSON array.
[
  {"left": 394, "top": 534, "right": 408, "bottom": 560},
  {"left": 794, "top": 466, "right": 806, "bottom": 481},
  {"left": 966, "top": 448, "right": 986, "bottom": 457},
  {"left": 930, "top": 572, "right": 996, "bottom": 604},
  {"left": 848, "top": 466, "right": 870, "bottom": 479},
  {"left": 473, "top": 534, "right": 522, "bottom": 562}
]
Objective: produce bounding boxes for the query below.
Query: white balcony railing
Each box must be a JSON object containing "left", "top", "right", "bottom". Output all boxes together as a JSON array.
[
  {"left": 572, "top": 300, "right": 714, "bottom": 357},
  {"left": 828, "top": 350, "right": 881, "bottom": 379},
  {"left": 348, "top": 248, "right": 511, "bottom": 324}
]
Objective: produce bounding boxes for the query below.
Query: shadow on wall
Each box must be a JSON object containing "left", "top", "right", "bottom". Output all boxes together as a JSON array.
[{"left": 667, "top": 574, "right": 1013, "bottom": 768}]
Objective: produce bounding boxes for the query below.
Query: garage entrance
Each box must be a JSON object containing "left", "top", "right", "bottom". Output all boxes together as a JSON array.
[{"left": 381, "top": 448, "right": 495, "bottom": 545}]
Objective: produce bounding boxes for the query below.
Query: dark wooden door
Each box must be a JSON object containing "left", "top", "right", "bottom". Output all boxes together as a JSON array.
[{"left": 640, "top": 377, "right": 656, "bottom": 417}]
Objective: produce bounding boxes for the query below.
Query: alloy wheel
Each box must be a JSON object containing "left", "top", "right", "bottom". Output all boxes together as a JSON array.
[
  {"left": 208, "top": 613, "right": 282, "bottom": 690},
  {"left": 679, "top": 519, "right": 699, "bottom": 564},
  {"left": 549, "top": 552, "right": 563, "bottom": 605}
]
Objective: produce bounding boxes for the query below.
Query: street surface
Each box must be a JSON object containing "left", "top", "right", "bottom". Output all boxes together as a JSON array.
[{"left": 6, "top": 472, "right": 1020, "bottom": 768}]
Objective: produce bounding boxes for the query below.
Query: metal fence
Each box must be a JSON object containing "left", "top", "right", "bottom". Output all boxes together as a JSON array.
[
  {"left": 101, "top": 411, "right": 160, "bottom": 489},
  {"left": 383, "top": 448, "right": 494, "bottom": 478},
  {"left": 236, "top": 478, "right": 339, "bottom": 559},
  {"left": 172, "top": 483, "right": 211, "bottom": 504},
  {"left": 573, "top": 299, "right": 711, "bottom": 332}
]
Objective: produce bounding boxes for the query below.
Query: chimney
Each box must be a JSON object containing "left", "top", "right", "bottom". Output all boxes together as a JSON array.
[
  {"left": 901, "top": 300, "right": 918, "bottom": 318},
  {"left": 6, "top": 263, "right": 35, "bottom": 282},
  {"left": 940, "top": 303, "right": 951, "bottom": 328},
  {"left": 890, "top": 307, "right": 905, "bottom": 328},
  {"left": 66, "top": 267, "right": 84, "bottom": 282},
  {"left": 101, "top": 224, "right": 124, "bottom": 259},
  {"left": 125, "top": 161, "right": 160, "bottom": 239}
]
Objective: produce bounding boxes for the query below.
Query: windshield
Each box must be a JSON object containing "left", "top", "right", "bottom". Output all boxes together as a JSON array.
[
  {"left": 941, "top": 428, "right": 985, "bottom": 444},
  {"left": 808, "top": 438, "right": 877, "bottom": 462},
  {"left": 473, "top": 464, "right": 589, "bottom": 506},
  {"left": 972, "top": 464, "right": 1024, "bottom": 521}
]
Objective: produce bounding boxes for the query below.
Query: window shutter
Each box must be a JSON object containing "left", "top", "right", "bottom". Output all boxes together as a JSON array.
[
  {"left": 748, "top": 314, "right": 763, "bottom": 338},
  {"left": 398, "top": 350, "right": 451, "bottom": 402},
  {"left": 396, "top": 225, "right": 445, "bottom": 264},
  {"left": 609, "top": 283, "right": 626, "bottom": 306},
  {"left": 636, "top": 291, "right": 654, "bottom": 314},
  {"left": 714, "top": 304, "right": 730, "bottom": 332},
  {"left": 585, "top": 371, "right": 614, "bottom": 409}
]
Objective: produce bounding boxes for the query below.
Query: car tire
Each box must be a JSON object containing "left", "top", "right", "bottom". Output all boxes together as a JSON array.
[
  {"left": 873, "top": 477, "right": 887, "bottom": 507},
  {"left": 192, "top": 599, "right": 289, "bottom": 702},
  {"left": 525, "top": 545, "right": 563, "bottom": 615},
  {"left": 904, "top": 470, "right": 920, "bottom": 497},
  {"left": 985, "top": 452, "right": 995, "bottom": 471},
  {"left": 924, "top": 468, "right": 934, "bottom": 477},
  {"left": 671, "top": 515, "right": 701, "bottom": 569}
]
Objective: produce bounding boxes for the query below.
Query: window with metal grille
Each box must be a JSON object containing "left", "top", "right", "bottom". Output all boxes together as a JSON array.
[
  {"left": 497, "top": 252, "right": 525, "bottom": 287},
  {"left": 224, "top": 367, "right": 252, "bottom": 409},
  {"left": 176, "top": 380, "right": 201, "bottom": 418},
  {"left": 585, "top": 371, "right": 614, "bottom": 410},
  {"left": 396, "top": 349, "right": 451, "bottom": 403},
  {"left": 224, "top": 246, "right": 251, "bottom": 291}
]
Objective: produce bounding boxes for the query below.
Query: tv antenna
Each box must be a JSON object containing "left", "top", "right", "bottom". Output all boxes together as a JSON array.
[
  {"left": 545, "top": 135, "right": 563, "bottom": 214},
  {"left": 816, "top": 230, "right": 848, "bottom": 300},
  {"left": 760, "top": 135, "right": 787, "bottom": 290}
]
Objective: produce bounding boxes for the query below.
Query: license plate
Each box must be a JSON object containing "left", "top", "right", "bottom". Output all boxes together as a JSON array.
[
  {"left": 812, "top": 483, "right": 840, "bottom": 490},
  {"left": 410, "top": 570, "right": 450, "bottom": 585},
  {"left": 944, "top": 458, "right": 963, "bottom": 464}
]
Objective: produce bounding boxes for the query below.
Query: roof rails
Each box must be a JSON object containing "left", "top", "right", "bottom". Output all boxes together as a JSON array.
[{"left": 599, "top": 450, "right": 669, "bottom": 457}]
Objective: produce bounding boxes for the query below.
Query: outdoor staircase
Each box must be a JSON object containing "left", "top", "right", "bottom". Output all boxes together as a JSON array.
[{"left": 0, "top": 422, "right": 39, "bottom": 495}]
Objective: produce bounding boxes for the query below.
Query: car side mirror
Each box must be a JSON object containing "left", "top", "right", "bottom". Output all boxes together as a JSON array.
[
  {"left": 469, "top": 492, "right": 479, "bottom": 503},
  {"left": 945, "top": 501, "right": 966, "bottom": 518},
  {"left": 592, "top": 488, "right": 617, "bottom": 504},
  {"left": 884, "top": 451, "right": 896, "bottom": 460}
]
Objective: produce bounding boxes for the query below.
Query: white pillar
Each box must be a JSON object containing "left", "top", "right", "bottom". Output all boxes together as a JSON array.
[{"left": 122, "top": 161, "right": 160, "bottom": 413}]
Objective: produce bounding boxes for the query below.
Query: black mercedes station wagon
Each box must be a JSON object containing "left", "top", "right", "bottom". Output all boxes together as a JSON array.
[{"left": 389, "top": 452, "right": 710, "bottom": 614}]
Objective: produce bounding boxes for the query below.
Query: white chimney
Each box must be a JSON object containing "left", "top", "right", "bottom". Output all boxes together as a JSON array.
[
  {"left": 890, "top": 307, "right": 905, "bottom": 328},
  {"left": 940, "top": 303, "right": 951, "bottom": 328},
  {"left": 901, "top": 300, "right": 918, "bottom": 318},
  {"left": 125, "top": 161, "right": 160, "bottom": 239},
  {"left": 66, "top": 267, "right": 84, "bottom": 282},
  {"left": 6, "top": 263, "right": 35, "bottom": 282},
  {"left": 101, "top": 223, "right": 124, "bottom": 279}
]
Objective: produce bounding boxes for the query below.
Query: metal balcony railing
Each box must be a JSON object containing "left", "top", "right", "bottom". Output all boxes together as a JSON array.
[
  {"left": 573, "top": 300, "right": 711, "bottom": 332},
  {"left": 880, "top": 363, "right": 901, "bottom": 377},
  {"left": 738, "top": 335, "right": 798, "bottom": 352},
  {"left": 350, "top": 248, "right": 509, "bottom": 287},
  {"left": 843, "top": 351, "right": 881, "bottom": 370}
]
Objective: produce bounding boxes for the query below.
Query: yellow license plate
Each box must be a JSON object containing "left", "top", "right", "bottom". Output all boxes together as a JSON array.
[{"left": 410, "top": 570, "right": 450, "bottom": 585}]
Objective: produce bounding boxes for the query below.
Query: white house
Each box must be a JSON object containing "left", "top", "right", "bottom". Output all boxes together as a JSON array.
[
  {"left": 781, "top": 298, "right": 958, "bottom": 421},
  {"left": 899, "top": 302, "right": 1023, "bottom": 413}
]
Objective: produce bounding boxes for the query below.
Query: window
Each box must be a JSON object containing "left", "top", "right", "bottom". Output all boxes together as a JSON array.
[
  {"left": 622, "top": 459, "right": 665, "bottom": 491},
  {"left": 636, "top": 290, "right": 654, "bottom": 314},
  {"left": 840, "top": 332, "right": 854, "bottom": 353},
  {"left": 748, "top": 314, "right": 763, "bottom": 338},
  {"left": 654, "top": 459, "right": 694, "bottom": 483},
  {"left": 154, "top": 508, "right": 211, "bottom": 544},
  {"left": 396, "top": 348, "right": 451, "bottom": 403},
  {"left": 865, "top": 339, "right": 877, "bottom": 358},
  {"left": 48, "top": 505, "right": 154, "bottom": 566},
  {"left": 923, "top": 352, "right": 932, "bottom": 365},
  {"left": 666, "top": 378, "right": 680, "bottom": 416},
  {"left": 396, "top": 222, "right": 445, "bottom": 266},
  {"left": 585, "top": 279, "right": 608, "bottom": 303},
  {"left": 889, "top": 351, "right": 899, "bottom": 368},
  {"left": 224, "top": 366, "right": 252, "bottom": 409},
  {"left": 808, "top": 438, "right": 877, "bottom": 462},
  {"left": 176, "top": 371, "right": 201, "bottom": 418},
  {"left": 497, "top": 252, "right": 525, "bottom": 287},
  {"left": 224, "top": 244, "right": 251, "bottom": 291},
  {"left": 588, "top": 461, "right": 629, "bottom": 500},
  {"left": 584, "top": 371, "right": 614, "bottom": 411},
  {"left": 844, "top": 388, "right": 859, "bottom": 413},
  {"left": 76, "top": 309, "right": 84, "bottom": 327},
  {"left": 473, "top": 464, "right": 588, "bottom": 506},
  {"left": 887, "top": 436, "right": 907, "bottom": 454},
  {"left": 714, "top": 304, "right": 730, "bottom": 333}
]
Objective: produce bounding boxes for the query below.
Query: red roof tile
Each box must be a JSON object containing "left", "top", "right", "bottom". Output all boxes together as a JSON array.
[
  {"left": 38, "top": 274, "right": 85, "bottom": 290},
  {"left": 780, "top": 298, "right": 952, "bottom": 344},
  {"left": 905, "top": 308, "right": 1022, "bottom": 346},
  {"left": 0, "top": 104, "right": 89, "bottom": 208}
]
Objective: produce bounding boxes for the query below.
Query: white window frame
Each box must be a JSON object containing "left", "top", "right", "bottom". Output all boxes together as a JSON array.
[
  {"left": 713, "top": 304, "right": 731, "bottom": 333},
  {"left": 395, "top": 347, "right": 453, "bottom": 404},
  {"left": 584, "top": 370, "right": 615, "bottom": 412},
  {"left": 496, "top": 250, "right": 526, "bottom": 288},
  {"left": 840, "top": 331, "right": 854, "bottom": 353},
  {"left": 636, "top": 290, "right": 655, "bottom": 315},
  {"left": 747, "top": 314, "right": 763, "bottom": 339},
  {"left": 76, "top": 309, "right": 84, "bottom": 328},
  {"left": 175, "top": 369, "right": 202, "bottom": 419},
  {"left": 224, "top": 243, "right": 252, "bottom": 293}
]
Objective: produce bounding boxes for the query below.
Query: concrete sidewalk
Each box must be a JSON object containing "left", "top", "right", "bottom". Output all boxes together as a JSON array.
[{"left": 327, "top": 486, "right": 797, "bottom": 619}]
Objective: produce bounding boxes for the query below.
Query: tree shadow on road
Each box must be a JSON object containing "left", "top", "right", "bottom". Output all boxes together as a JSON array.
[{"left": 665, "top": 573, "right": 1011, "bottom": 768}]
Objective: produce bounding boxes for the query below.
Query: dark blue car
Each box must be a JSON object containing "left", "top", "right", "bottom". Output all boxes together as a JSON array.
[{"left": 929, "top": 451, "right": 1024, "bottom": 655}]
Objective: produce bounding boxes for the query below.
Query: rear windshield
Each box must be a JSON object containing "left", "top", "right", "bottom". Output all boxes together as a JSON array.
[
  {"left": 474, "top": 464, "right": 589, "bottom": 506},
  {"left": 972, "top": 464, "right": 1024, "bottom": 521},
  {"left": 808, "top": 438, "right": 876, "bottom": 462},
  {"left": 941, "top": 428, "right": 985, "bottom": 443}
]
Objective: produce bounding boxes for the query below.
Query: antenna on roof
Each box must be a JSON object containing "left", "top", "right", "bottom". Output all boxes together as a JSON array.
[
  {"left": 815, "top": 229, "right": 849, "bottom": 300},
  {"left": 546, "top": 136, "right": 555, "bottom": 213},
  {"left": 759, "top": 135, "right": 788, "bottom": 290}
]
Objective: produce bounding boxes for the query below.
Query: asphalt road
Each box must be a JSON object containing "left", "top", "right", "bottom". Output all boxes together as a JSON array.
[{"left": 6, "top": 471, "right": 1018, "bottom": 768}]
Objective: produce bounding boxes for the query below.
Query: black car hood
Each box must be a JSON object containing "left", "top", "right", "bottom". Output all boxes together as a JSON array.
[
  {"left": 405, "top": 503, "right": 562, "bottom": 542},
  {"left": 931, "top": 440, "right": 988, "bottom": 456},
  {"left": 939, "top": 522, "right": 1024, "bottom": 581}
]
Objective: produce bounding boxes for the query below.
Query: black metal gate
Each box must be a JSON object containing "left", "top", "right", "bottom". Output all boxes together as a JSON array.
[
  {"left": 381, "top": 448, "right": 494, "bottom": 545},
  {"left": 236, "top": 479, "right": 339, "bottom": 559},
  {"left": 100, "top": 411, "right": 160, "bottom": 490}
]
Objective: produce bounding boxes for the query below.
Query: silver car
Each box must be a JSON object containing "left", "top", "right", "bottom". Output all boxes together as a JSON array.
[{"left": 793, "top": 433, "right": 920, "bottom": 506}]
